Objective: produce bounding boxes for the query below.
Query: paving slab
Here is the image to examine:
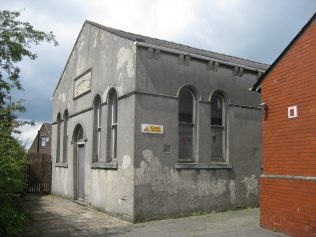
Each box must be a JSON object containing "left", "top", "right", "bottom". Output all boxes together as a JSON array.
[{"left": 22, "top": 194, "right": 288, "bottom": 237}]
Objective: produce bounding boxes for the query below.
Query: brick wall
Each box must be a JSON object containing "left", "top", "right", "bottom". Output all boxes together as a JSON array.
[
  {"left": 261, "top": 178, "right": 316, "bottom": 237},
  {"left": 29, "top": 125, "right": 52, "bottom": 155},
  {"left": 261, "top": 18, "right": 316, "bottom": 237}
]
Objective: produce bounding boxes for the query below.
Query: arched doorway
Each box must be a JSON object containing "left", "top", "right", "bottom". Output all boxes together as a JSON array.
[{"left": 73, "top": 124, "right": 85, "bottom": 201}]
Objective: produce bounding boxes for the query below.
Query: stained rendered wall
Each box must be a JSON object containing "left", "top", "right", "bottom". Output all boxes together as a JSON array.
[
  {"left": 52, "top": 22, "right": 136, "bottom": 221},
  {"left": 133, "top": 47, "right": 264, "bottom": 221}
]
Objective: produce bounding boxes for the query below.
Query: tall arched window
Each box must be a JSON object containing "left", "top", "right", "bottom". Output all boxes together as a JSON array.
[
  {"left": 178, "top": 87, "right": 197, "bottom": 162},
  {"left": 63, "top": 110, "right": 68, "bottom": 163},
  {"left": 56, "top": 113, "right": 61, "bottom": 163},
  {"left": 210, "top": 93, "right": 226, "bottom": 161},
  {"left": 93, "top": 95, "right": 102, "bottom": 162},
  {"left": 107, "top": 90, "right": 118, "bottom": 161}
]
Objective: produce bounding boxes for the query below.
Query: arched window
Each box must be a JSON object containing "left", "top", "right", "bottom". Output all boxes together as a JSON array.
[
  {"left": 178, "top": 87, "right": 197, "bottom": 162},
  {"left": 93, "top": 95, "right": 102, "bottom": 162},
  {"left": 210, "top": 93, "right": 226, "bottom": 161},
  {"left": 63, "top": 110, "right": 68, "bottom": 163},
  {"left": 73, "top": 124, "right": 84, "bottom": 142},
  {"left": 56, "top": 113, "right": 61, "bottom": 163},
  {"left": 107, "top": 90, "right": 118, "bottom": 161}
]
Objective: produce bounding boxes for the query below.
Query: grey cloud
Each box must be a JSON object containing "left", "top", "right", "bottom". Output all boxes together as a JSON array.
[
  {"left": 2, "top": 0, "right": 316, "bottom": 124},
  {"left": 11, "top": 45, "right": 68, "bottom": 122},
  {"left": 1, "top": 0, "right": 87, "bottom": 23},
  {"left": 174, "top": 0, "right": 315, "bottom": 64}
]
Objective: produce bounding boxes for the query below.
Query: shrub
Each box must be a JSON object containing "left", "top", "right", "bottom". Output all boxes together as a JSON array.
[
  {"left": 0, "top": 10, "right": 57, "bottom": 236},
  {"left": 0, "top": 132, "right": 27, "bottom": 237}
]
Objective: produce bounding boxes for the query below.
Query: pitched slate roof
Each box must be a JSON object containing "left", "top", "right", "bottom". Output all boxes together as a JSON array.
[
  {"left": 87, "top": 20, "right": 269, "bottom": 71},
  {"left": 53, "top": 20, "right": 270, "bottom": 96},
  {"left": 252, "top": 12, "right": 316, "bottom": 92}
]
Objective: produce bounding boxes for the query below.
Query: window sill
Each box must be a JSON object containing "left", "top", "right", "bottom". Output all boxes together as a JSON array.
[
  {"left": 55, "top": 163, "right": 68, "bottom": 168},
  {"left": 90, "top": 162, "right": 118, "bottom": 170},
  {"left": 175, "top": 163, "right": 232, "bottom": 170}
]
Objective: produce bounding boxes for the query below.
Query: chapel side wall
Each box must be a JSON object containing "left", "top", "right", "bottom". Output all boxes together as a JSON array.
[
  {"left": 52, "top": 23, "right": 136, "bottom": 221},
  {"left": 133, "top": 47, "right": 263, "bottom": 221}
]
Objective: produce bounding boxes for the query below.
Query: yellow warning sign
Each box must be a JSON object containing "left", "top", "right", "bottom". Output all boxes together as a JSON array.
[{"left": 141, "top": 124, "right": 163, "bottom": 134}]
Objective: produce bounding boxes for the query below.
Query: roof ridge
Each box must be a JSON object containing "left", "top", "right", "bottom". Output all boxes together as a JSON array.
[
  {"left": 142, "top": 34, "right": 270, "bottom": 66},
  {"left": 85, "top": 20, "right": 269, "bottom": 68}
]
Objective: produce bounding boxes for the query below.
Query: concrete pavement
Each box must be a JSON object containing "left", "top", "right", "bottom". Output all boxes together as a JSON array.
[{"left": 22, "top": 195, "right": 287, "bottom": 237}]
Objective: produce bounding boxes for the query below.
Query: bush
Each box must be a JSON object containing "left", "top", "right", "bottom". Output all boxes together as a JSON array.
[
  {"left": 0, "top": 205, "right": 25, "bottom": 237},
  {"left": 0, "top": 133, "right": 27, "bottom": 237},
  {"left": 0, "top": 10, "right": 57, "bottom": 236}
]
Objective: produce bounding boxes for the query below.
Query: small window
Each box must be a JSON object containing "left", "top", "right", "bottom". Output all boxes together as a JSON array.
[
  {"left": 40, "top": 136, "right": 47, "bottom": 147},
  {"left": 210, "top": 93, "right": 226, "bottom": 161},
  {"left": 178, "top": 87, "right": 197, "bottom": 162}
]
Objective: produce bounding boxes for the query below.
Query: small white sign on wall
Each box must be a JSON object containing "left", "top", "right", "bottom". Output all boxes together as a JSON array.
[
  {"left": 288, "top": 106, "right": 298, "bottom": 119},
  {"left": 141, "top": 124, "right": 164, "bottom": 134}
]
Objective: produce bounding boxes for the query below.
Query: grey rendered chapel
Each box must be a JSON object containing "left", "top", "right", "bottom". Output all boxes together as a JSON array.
[{"left": 52, "top": 20, "right": 268, "bottom": 222}]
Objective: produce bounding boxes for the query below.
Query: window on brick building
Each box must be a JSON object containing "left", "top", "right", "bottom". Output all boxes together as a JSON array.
[{"left": 40, "top": 136, "right": 47, "bottom": 147}]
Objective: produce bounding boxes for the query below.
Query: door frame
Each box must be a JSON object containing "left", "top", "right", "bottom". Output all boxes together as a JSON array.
[
  {"left": 72, "top": 124, "right": 86, "bottom": 201},
  {"left": 76, "top": 143, "right": 85, "bottom": 201}
]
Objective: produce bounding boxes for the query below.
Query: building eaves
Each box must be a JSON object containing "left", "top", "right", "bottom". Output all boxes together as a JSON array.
[
  {"left": 86, "top": 20, "right": 269, "bottom": 71},
  {"left": 53, "top": 20, "right": 270, "bottom": 96},
  {"left": 251, "top": 12, "right": 316, "bottom": 92}
]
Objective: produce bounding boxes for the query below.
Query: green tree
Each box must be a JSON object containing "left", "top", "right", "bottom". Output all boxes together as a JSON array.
[{"left": 0, "top": 10, "right": 58, "bottom": 237}]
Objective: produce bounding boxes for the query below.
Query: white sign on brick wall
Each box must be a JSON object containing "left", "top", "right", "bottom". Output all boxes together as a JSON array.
[{"left": 288, "top": 105, "right": 298, "bottom": 119}]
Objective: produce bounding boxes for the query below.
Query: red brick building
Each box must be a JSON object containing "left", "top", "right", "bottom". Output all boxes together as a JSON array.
[
  {"left": 29, "top": 123, "right": 52, "bottom": 155},
  {"left": 252, "top": 13, "right": 316, "bottom": 237}
]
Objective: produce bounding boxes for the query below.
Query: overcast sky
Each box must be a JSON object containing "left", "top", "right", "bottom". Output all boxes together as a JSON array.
[{"left": 1, "top": 0, "right": 315, "bottom": 147}]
